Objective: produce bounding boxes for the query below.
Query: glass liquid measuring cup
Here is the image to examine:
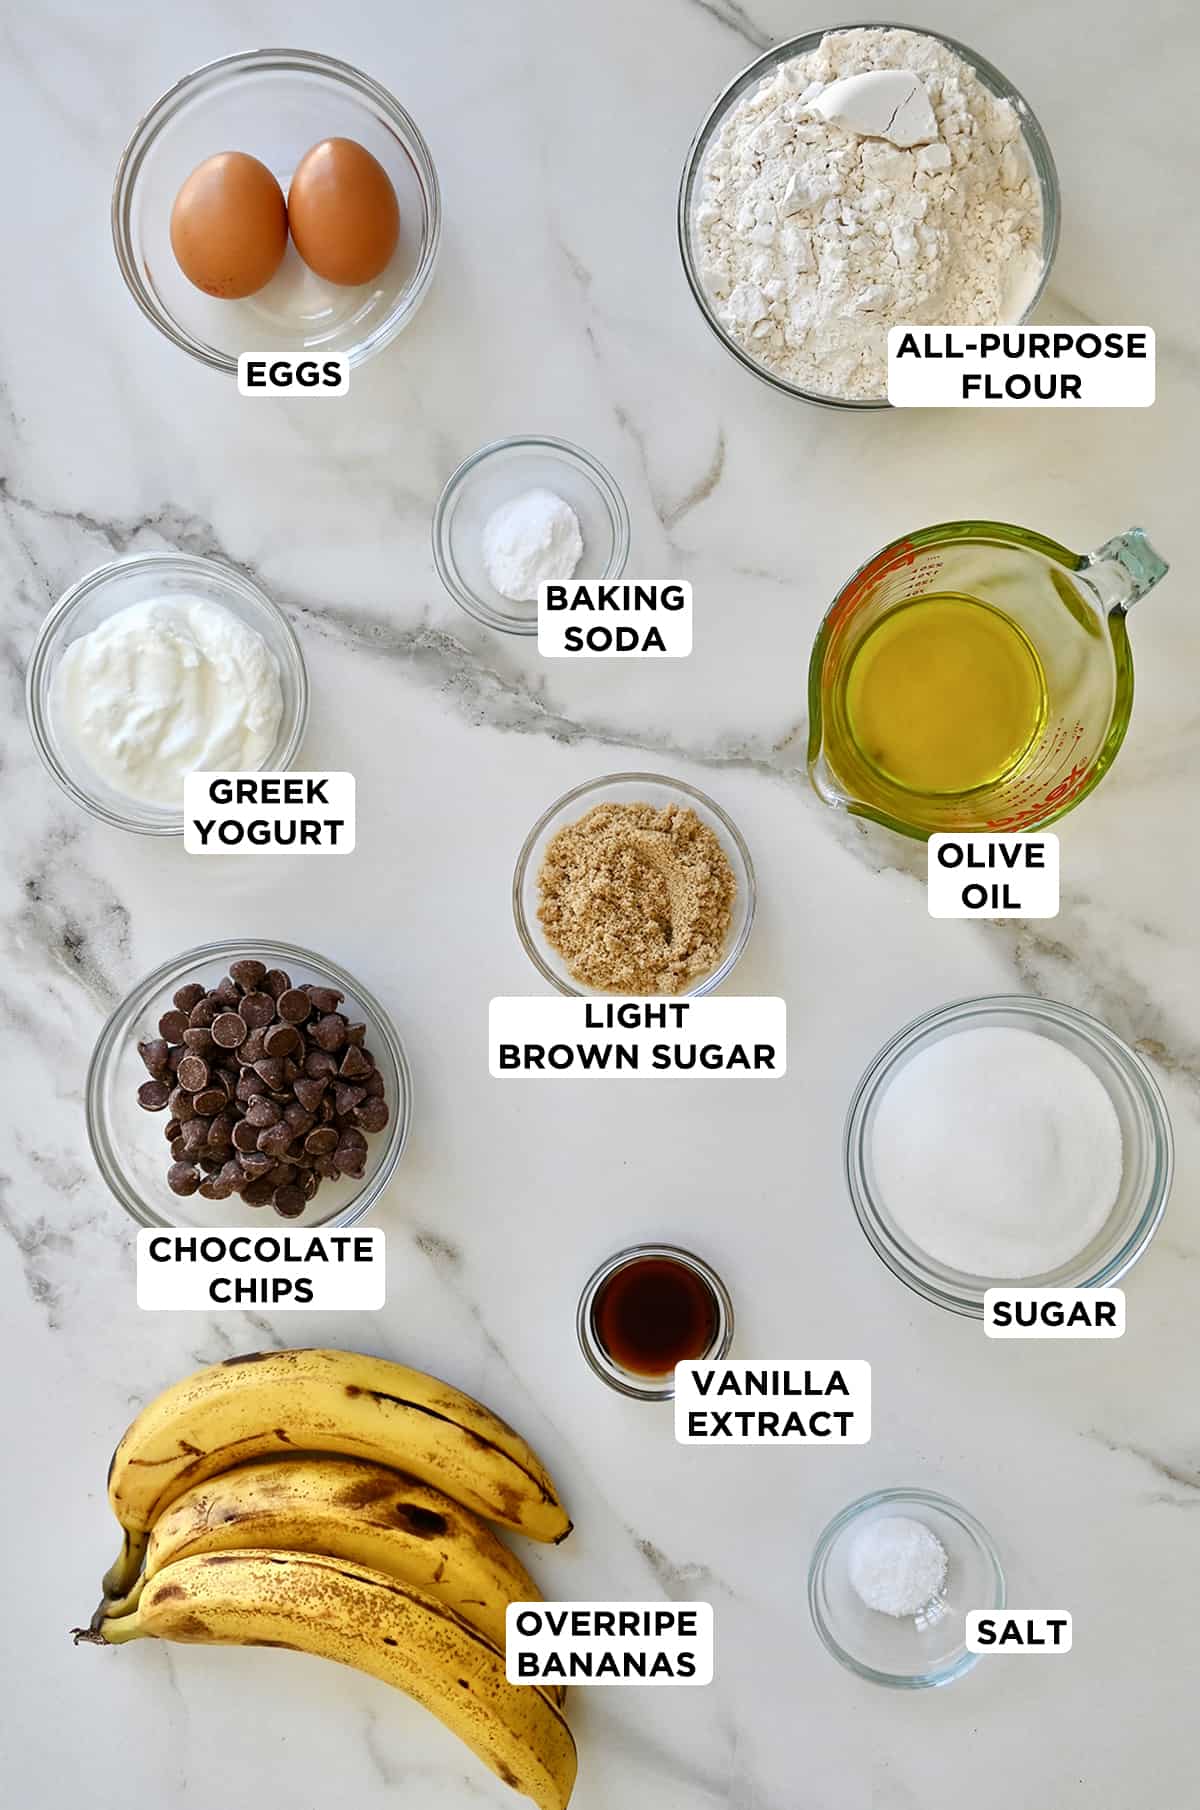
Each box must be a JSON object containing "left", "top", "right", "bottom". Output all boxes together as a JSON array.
[{"left": 807, "top": 522, "right": 1168, "bottom": 839}]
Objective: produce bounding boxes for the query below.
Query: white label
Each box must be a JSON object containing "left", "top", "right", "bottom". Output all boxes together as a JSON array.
[
  {"left": 537, "top": 581, "right": 692, "bottom": 657},
  {"left": 967, "top": 1611, "right": 1073, "bottom": 1654},
  {"left": 674, "top": 1360, "right": 870, "bottom": 1444},
  {"left": 505, "top": 1602, "right": 713, "bottom": 1687},
  {"left": 888, "top": 326, "right": 1155, "bottom": 407},
  {"left": 237, "top": 353, "right": 349, "bottom": 396},
  {"left": 984, "top": 1288, "right": 1124, "bottom": 1339},
  {"left": 928, "top": 834, "right": 1058, "bottom": 918},
  {"left": 183, "top": 772, "right": 356, "bottom": 854},
  {"left": 137, "top": 1228, "right": 384, "bottom": 1311},
  {"left": 489, "top": 997, "right": 785, "bottom": 1078}
]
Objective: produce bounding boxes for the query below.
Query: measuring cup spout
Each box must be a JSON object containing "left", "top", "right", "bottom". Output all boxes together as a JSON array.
[{"left": 1078, "top": 528, "right": 1169, "bottom": 616}]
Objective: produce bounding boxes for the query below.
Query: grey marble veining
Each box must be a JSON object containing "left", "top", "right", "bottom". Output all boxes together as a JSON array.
[{"left": 2, "top": 1, "right": 1197, "bottom": 1806}]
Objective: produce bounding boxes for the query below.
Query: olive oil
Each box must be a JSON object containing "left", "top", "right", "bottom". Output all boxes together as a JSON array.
[{"left": 840, "top": 593, "right": 1048, "bottom": 796}]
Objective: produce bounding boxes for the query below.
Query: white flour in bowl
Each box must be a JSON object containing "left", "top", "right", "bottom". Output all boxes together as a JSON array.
[{"left": 694, "top": 27, "right": 1044, "bottom": 400}]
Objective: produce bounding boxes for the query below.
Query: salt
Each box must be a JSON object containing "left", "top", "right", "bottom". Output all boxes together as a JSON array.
[
  {"left": 849, "top": 1515, "right": 948, "bottom": 1617},
  {"left": 869, "top": 1026, "right": 1123, "bottom": 1279}
]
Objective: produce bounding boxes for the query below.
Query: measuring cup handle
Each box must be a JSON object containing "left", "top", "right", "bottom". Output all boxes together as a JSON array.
[{"left": 1079, "top": 528, "right": 1170, "bottom": 615}]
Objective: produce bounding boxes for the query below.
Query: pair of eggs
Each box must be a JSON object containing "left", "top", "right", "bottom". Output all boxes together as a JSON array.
[{"left": 170, "top": 138, "right": 399, "bottom": 299}]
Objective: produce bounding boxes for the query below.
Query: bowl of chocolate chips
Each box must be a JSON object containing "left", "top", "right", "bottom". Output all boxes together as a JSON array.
[{"left": 87, "top": 941, "right": 411, "bottom": 1228}]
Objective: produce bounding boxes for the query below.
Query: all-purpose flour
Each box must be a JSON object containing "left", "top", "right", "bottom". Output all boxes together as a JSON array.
[{"left": 695, "top": 28, "right": 1044, "bottom": 400}]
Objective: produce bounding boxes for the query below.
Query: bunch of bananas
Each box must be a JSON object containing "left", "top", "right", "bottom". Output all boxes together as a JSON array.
[{"left": 76, "top": 1348, "right": 576, "bottom": 1810}]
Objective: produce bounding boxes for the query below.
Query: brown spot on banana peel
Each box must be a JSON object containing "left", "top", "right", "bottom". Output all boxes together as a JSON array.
[{"left": 343, "top": 1385, "right": 560, "bottom": 1511}]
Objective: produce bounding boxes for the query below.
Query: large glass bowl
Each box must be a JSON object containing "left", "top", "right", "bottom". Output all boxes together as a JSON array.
[
  {"left": 26, "top": 552, "right": 308, "bottom": 836},
  {"left": 678, "top": 23, "right": 1061, "bottom": 410},
  {"left": 844, "top": 995, "right": 1173, "bottom": 1316},
  {"left": 87, "top": 940, "right": 412, "bottom": 1229},
  {"left": 513, "top": 772, "right": 756, "bottom": 996},
  {"left": 113, "top": 48, "right": 441, "bottom": 374}
]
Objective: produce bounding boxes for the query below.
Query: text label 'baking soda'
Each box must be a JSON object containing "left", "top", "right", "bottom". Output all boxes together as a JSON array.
[
  {"left": 505, "top": 1603, "right": 713, "bottom": 1687},
  {"left": 887, "top": 326, "right": 1154, "bottom": 407},
  {"left": 928, "top": 834, "right": 1058, "bottom": 918},
  {"left": 183, "top": 773, "right": 356, "bottom": 854},
  {"left": 984, "top": 1288, "right": 1125, "bottom": 1340},
  {"left": 237, "top": 353, "right": 350, "bottom": 396},
  {"left": 967, "top": 1611, "right": 1073, "bottom": 1654},
  {"left": 537, "top": 581, "right": 693, "bottom": 658},
  {"left": 136, "top": 1228, "right": 384, "bottom": 1311},
  {"left": 489, "top": 998, "right": 786, "bottom": 1078},
  {"left": 674, "top": 1360, "right": 871, "bottom": 1445}
]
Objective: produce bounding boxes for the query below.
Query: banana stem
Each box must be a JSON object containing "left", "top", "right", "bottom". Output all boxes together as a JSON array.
[
  {"left": 92, "top": 1574, "right": 146, "bottom": 1627},
  {"left": 74, "top": 1609, "right": 145, "bottom": 1646},
  {"left": 101, "top": 1528, "right": 148, "bottom": 1600}
]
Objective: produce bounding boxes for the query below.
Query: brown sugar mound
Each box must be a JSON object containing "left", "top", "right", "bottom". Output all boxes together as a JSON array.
[{"left": 536, "top": 800, "right": 737, "bottom": 994}]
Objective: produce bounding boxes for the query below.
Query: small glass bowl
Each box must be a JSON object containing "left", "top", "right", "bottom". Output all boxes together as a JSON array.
[
  {"left": 432, "top": 436, "right": 630, "bottom": 634},
  {"left": 112, "top": 48, "right": 441, "bottom": 374},
  {"left": 86, "top": 939, "right": 412, "bottom": 1230},
  {"left": 513, "top": 772, "right": 756, "bottom": 996},
  {"left": 678, "top": 23, "right": 1061, "bottom": 410},
  {"left": 26, "top": 553, "right": 308, "bottom": 836},
  {"left": 576, "top": 1244, "right": 735, "bottom": 1401},
  {"left": 845, "top": 996, "right": 1173, "bottom": 1317},
  {"left": 809, "top": 1488, "right": 1005, "bottom": 1688}
]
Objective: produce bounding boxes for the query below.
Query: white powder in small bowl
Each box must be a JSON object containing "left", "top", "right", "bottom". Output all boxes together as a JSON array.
[
  {"left": 869, "top": 1025, "right": 1123, "bottom": 1278},
  {"left": 482, "top": 488, "right": 583, "bottom": 602},
  {"left": 848, "top": 1515, "right": 948, "bottom": 1617}
]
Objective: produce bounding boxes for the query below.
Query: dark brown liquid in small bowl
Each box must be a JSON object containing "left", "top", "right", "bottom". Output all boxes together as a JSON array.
[{"left": 592, "top": 1255, "right": 718, "bottom": 1378}]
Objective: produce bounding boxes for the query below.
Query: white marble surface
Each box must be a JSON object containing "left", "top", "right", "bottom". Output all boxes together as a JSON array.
[{"left": 3, "top": 1, "right": 1198, "bottom": 1805}]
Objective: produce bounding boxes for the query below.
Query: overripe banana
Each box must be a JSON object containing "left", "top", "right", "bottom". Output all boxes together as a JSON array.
[
  {"left": 101, "top": 1349, "right": 570, "bottom": 1596},
  {"left": 102, "top": 1455, "right": 565, "bottom": 1708},
  {"left": 88, "top": 1550, "right": 577, "bottom": 1810}
]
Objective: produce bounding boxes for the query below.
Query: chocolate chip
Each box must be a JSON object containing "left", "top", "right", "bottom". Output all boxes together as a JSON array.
[
  {"left": 293, "top": 1076, "right": 327, "bottom": 1112},
  {"left": 198, "top": 1154, "right": 223, "bottom": 1174},
  {"left": 301, "top": 1170, "right": 320, "bottom": 1200},
  {"left": 157, "top": 1009, "right": 189, "bottom": 1043},
  {"left": 236, "top": 1071, "right": 266, "bottom": 1103},
  {"left": 364, "top": 1070, "right": 385, "bottom": 1099},
  {"left": 241, "top": 1178, "right": 275, "bottom": 1207},
  {"left": 190, "top": 1088, "right": 226, "bottom": 1117},
  {"left": 213, "top": 975, "right": 241, "bottom": 1006},
  {"left": 198, "top": 1177, "right": 234, "bottom": 1201},
  {"left": 182, "top": 1027, "right": 217, "bottom": 1057},
  {"left": 273, "top": 1185, "right": 306, "bottom": 1218},
  {"left": 169, "top": 1138, "right": 188, "bottom": 1163},
  {"left": 253, "top": 1057, "right": 286, "bottom": 1091},
  {"left": 310, "top": 1013, "right": 347, "bottom": 1051},
  {"left": 333, "top": 1083, "right": 366, "bottom": 1116},
  {"left": 182, "top": 1119, "right": 208, "bottom": 1154},
  {"left": 167, "top": 1045, "right": 184, "bottom": 1073},
  {"left": 212, "top": 1012, "right": 248, "bottom": 1049},
  {"left": 343, "top": 1023, "right": 367, "bottom": 1046},
  {"left": 207, "top": 1112, "right": 235, "bottom": 1150},
  {"left": 284, "top": 1103, "right": 315, "bottom": 1136},
  {"left": 314, "top": 1155, "right": 339, "bottom": 1180},
  {"left": 230, "top": 959, "right": 267, "bottom": 991},
  {"left": 239, "top": 991, "right": 276, "bottom": 1031},
  {"left": 266, "top": 1162, "right": 297, "bottom": 1186},
  {"left": 304, "top": 1127, "right": 338, "bottom": 1156},
  {"left": 167, "top": 1087, "right": 195, "bottom": 1122},
  {"left": 232, "top": 1118, "right": 261, "bottom": 1153},
  {"left": 188, "top": 997, "right": 218, "bottom": 1028},
  {"left": 304, "top": 1048, "right": 338, "bottom": 1079},
  {"left": 263, "top": 1022, "right": 301, "bottom": 1059},
  {"left": 305, "top": 986, "right": 344, "bottom": 1014},
  {"left": 246, "top": 1096, "right": 281, "bottom": 1129},
  {"left": 176, "top": 1055, "right": 209, "bottom": 1093},
  {"left": 276, "top": 989, "right": 312, "bottom": 1024},
  {"left": 216, "top": 1159, "right": 245, "bottom": 1193},
  {"left": 172, "top": 982, "right": 206, "bottom": 1012},
  {"left": 164, "top": 1117, "right": 181, "bottom": 1142},
  {"left": 138, "top": 1038, "right": 170, "bottom": 1076},
  {"left": 355, "top": 1098, "right": 389, "bottom": 1133},
  {"left": 263, "top": 969, "right": 292, "bottom": 999},
  {"left": 137, "top": 1079, "right": 170, "bottom": 1111},
  {"left": 238, "top": 1153, "right": 273, "bottom": 1179},
  {"left": 168, "top": 1163, "right": 201, "bottom": 1196},
  {"left": 339, "top": 1044, "right": 373, "bottom": 1080},
  {"left": 257, "top": 1121, "right": 295, "bottom": 1158}
]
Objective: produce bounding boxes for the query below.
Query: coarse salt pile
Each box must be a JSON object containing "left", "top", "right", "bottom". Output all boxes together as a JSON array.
[{"left": 848, "top": 1515, "right": 948, "bottom": 1617}]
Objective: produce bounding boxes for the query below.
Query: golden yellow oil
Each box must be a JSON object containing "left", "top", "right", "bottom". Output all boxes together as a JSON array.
[{"left": 838, "top": 593, "right": 1048, "bottom": 797}]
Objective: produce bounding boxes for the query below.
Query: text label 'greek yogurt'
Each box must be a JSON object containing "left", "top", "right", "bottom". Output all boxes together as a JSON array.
[
  {"left": 927, "top": 833, "right": 1058, "bottom": 918},
  {"left": 674, "top": 1360, "right": 871, "bottom": 1444},
  {"left": 887, "top": 326, "right": 1154, "bottom": 407},
  {"left": 537, "top": 581, "right": 693, "bottom": 658},
  {"left": 237, "top": 353, "right": 350, "bottom": 396},
  {"left": 967, "top": 1611, "right": 1073, "bottom": 1654},
  {"left": 505, "top": 1602, "right": 713, "bottom": 1687},
  {"left": 183, "top": 772, "right": 356, "bottom": 854},
  {"left": 136, "top": 1228, "right": 384, "bottom": 1311},
  {"left": 489, "top": 998, "right": 786, "bottom": 1078},
  {"left": 984, "top": 1288, "right": 1125, "bottom": 1339}
]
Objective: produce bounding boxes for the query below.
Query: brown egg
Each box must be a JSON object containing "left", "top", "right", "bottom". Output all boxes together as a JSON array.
[
  {"left": 170, "top": 152, "right": 289, "bottom": 299},
  {"left": 288, "top": 138, "right": 399, "bottom": 287}
]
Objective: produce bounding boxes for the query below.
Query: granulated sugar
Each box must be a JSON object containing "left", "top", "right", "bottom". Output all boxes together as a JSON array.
[{"left": 869, "top": 1026, "right": 1123, "bottom": 1278}]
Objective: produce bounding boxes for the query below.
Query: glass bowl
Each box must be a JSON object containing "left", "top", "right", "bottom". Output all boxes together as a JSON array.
[
  {"left": 845, "top": 996, "right": 1173, "bottom": 1316},
  {"left": 576, "top": 1243, "right": 735, "bottom": 1402},
  {"left": 809, "top": 1488, "right": 1005, "bottom": 1688},
  {"left": 26, "top": 553, "right": 308, "bottom": 836},
  {"left": 513, "top": 772, "right": 756, "bottom": 996},
  {"left": 678, "top": 23, "right": 1061, "bottom": 410},
  {"left": 87, "top": 939, "right": 412, "bottom": 1229},
  {"left": 113, "top": 48, "right": 441, "bottom": 374},
  {"left": 432, "top": 436, "right": 630, "bottom": 635}
]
